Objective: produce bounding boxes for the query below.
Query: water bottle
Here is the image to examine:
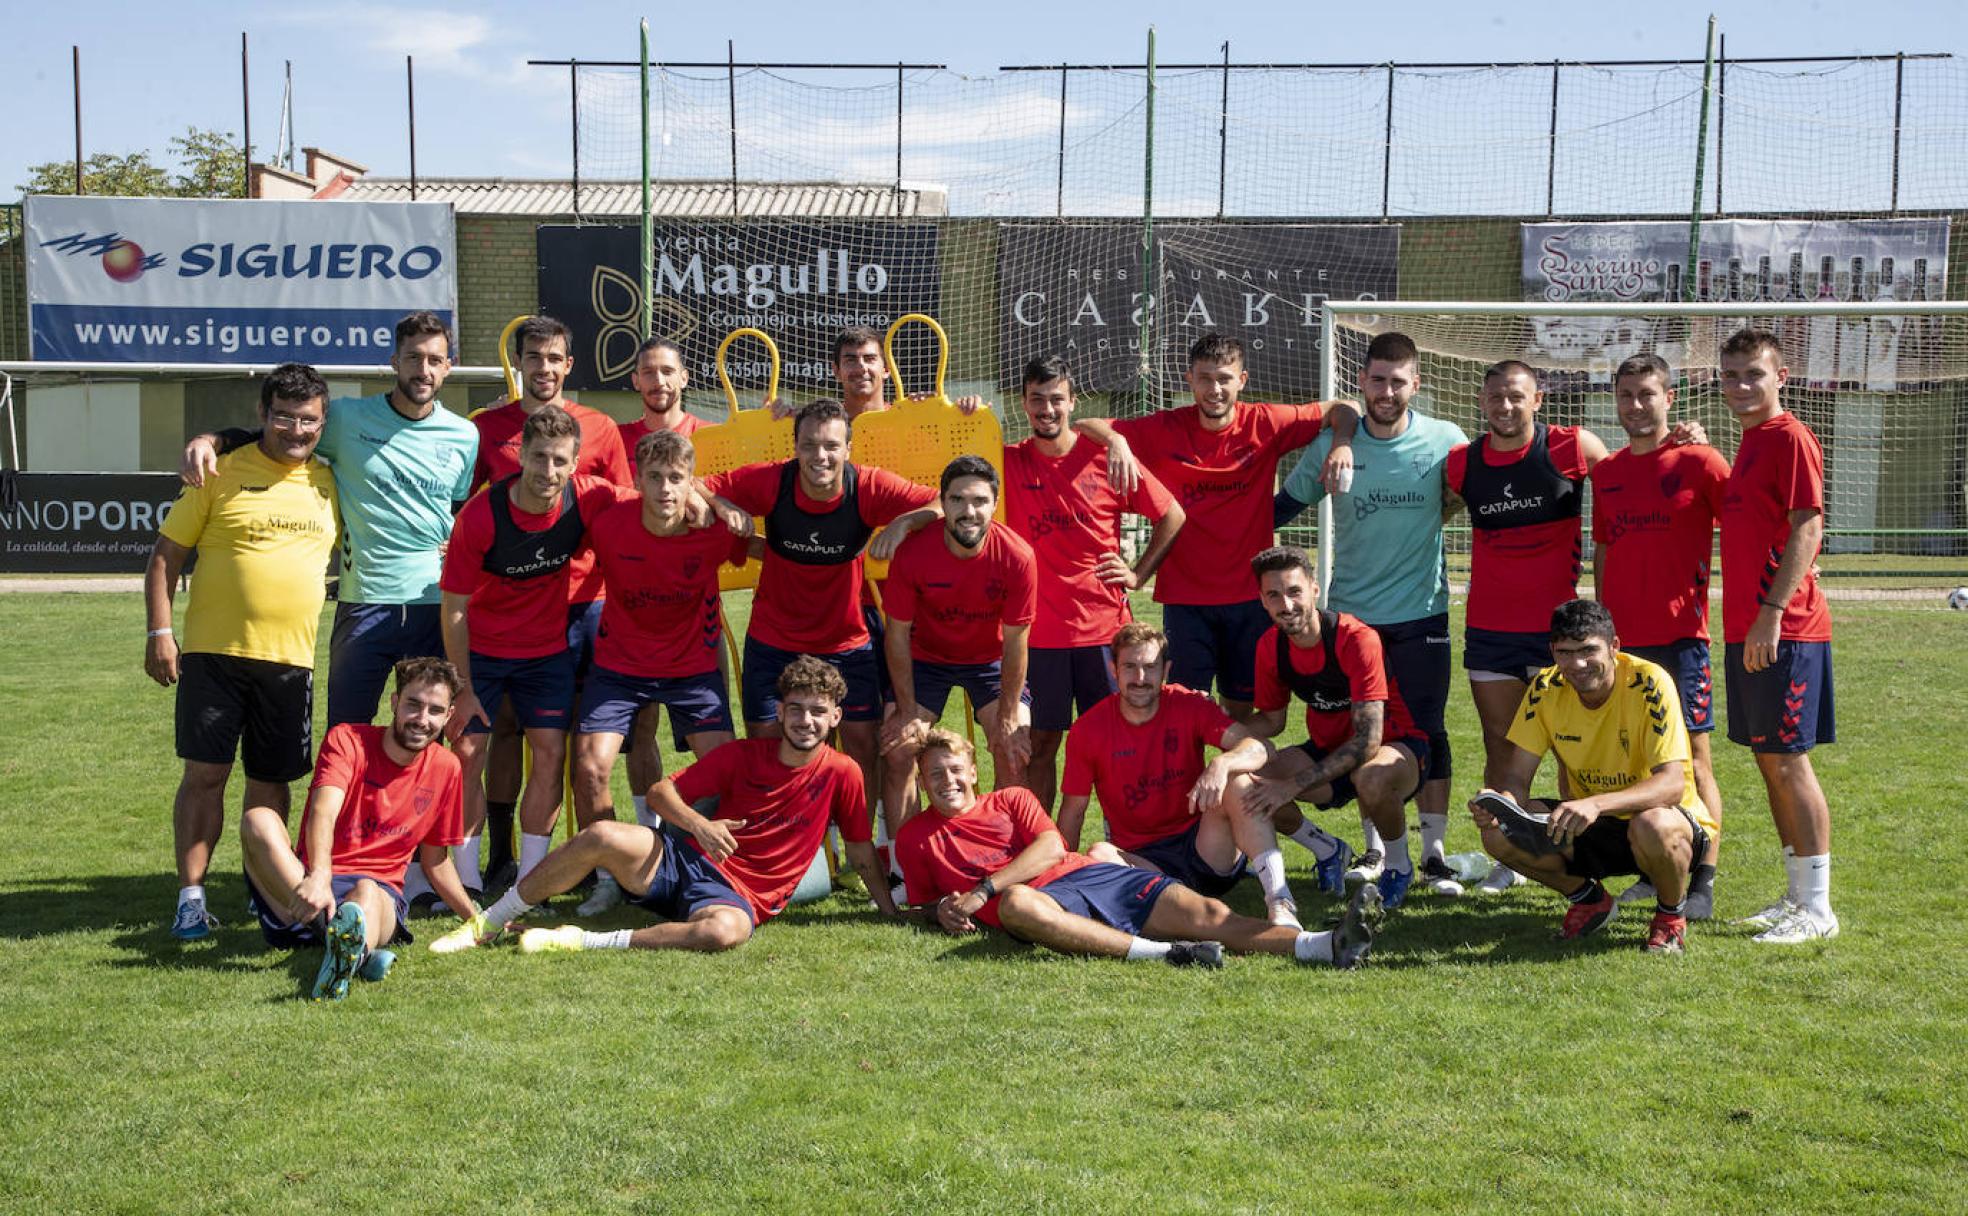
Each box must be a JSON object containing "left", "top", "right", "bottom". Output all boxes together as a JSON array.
[{"left": 1445, "top": 852, "right": 1493, "bottom": 884}]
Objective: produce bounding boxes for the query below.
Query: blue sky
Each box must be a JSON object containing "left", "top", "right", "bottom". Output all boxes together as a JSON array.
[{"left": 6, "top": 0, "right": 1962, "bottom": 199}]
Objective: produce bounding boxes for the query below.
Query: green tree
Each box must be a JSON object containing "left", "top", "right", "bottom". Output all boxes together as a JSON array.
[
  {"left": 17, "top": 127, "right": 244, "bottom": 198},
  {"left": 168, "top": 128, "right": 246, "bottom": 198}
]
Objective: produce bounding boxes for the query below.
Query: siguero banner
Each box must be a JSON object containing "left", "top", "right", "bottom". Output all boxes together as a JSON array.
[{"left": 0, "top": 473, "right": 184, "bottom": 573}]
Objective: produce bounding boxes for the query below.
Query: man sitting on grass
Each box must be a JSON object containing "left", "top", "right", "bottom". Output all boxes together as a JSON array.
[
  {"left": 1469, "top": 599, "right": 1718, "bottom": 954},
  {"left": 895, "top": 729, "right": 1380, "bottom": 970},
  {"left": 431, "top": 655, "right": 898, "bottom": 956},
  {"left": 239, "top": 658, "right": 476, "bottom": 1000}
]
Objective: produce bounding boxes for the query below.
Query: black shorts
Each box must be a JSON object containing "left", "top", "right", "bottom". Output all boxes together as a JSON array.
[
  {"left": 1372, "top": 613, "right": 1452, "bottom": 781},
  {"left": 1562, "top": 806, "right": 1711, "bottom": 882},
  {"left": 175, "top": 653, "right": 315, "bottom": 782}
]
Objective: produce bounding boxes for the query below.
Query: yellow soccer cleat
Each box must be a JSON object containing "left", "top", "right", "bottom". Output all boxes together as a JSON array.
[
  {"left": 518, "top": 925, "right": 586, "bottom": 955},
  {"left": 428, "top": 912, "right": 506, "bottom": 955}
]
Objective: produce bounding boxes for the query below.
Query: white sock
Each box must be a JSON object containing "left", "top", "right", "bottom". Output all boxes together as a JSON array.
[
  {"left": 1418, "top": 813, "right": 1449, "bottom": 864},
  {"left": 1789, "top": 853, "right": 1833, "bottom": 920},
  {"left": 632, "top": 795, "right": 658, "bottom": 830},
  {"left": 1360, "top": 815, "right": 1385, "bottom": 855},
  {"left": 1124, "top": 937, "right": 1172, "bottom": 961},
  {"left": 1294, "top": 929, "right": 1335, "bottom": 962},
  {"left": 179, "top": 884, "right": 205, "bottom": 906},
  {"left": 1251, "top": 848, "right": 1290, "bottom": 904},
  {"left": 1385, "top": 831, "right": 1413, "bottom": 874},
  {"left": 582, "top": 929, "right": 633, "bottom": 950},
  {"left": 402, "top": 863, "right": 433, "bottom": 902},
  {"left": 1287, "top": 820, "right": 1341, "bottom": 862},
  {"left": 455, "top": 835, "right": 482, "bottom": 889},
  {"left": 518, "top": 832, "right": 553, "bottom": 880},
  {"left": 482, "top": 886, "right": 532, "bottom": 926}
]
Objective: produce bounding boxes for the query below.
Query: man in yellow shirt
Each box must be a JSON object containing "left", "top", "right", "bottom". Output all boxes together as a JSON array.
[
  {"left": 1469, "top": 599, "right": 1717, "bottom": 954},
  {"left": 145, "top": 363, "right": 340, "bottom": 941}
]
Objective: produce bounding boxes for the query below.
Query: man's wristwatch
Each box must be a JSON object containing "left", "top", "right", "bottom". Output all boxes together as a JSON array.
[{"left": 973, "top": 877, "right": 997, "bottom": 902}]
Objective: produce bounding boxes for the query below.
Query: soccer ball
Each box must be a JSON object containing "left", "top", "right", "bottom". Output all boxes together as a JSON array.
[{"left": 1950, "top": 587, "right": 1968, "bottom": 611}]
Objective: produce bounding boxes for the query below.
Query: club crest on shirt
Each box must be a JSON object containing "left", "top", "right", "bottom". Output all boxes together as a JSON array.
[{"left": 1658, "top": 470, "right": 1684, "bottom": 499}]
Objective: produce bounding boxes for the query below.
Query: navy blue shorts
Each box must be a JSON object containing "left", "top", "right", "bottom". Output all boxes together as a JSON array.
[
  {"left": 630, "top": 825, "right": 756, "bottom": 924},
  {"left": 1028, "top": 644, "right": 1116, "bottom": 732},
  {"left": 567, "top": 599, "right": 604, "bottom": 681},
  {"left": 1027, "top": 862, "right": 1174, "bottom": 936},
  {"left": 1164, "top": 599, "right": 1272, "bottom": 703},
  {"left": 327, "top": 601, "right": 444, "bottom": 728},
  {"left": 1725, "top": 640, "right": 1835, "bottom": 753},
  {"left": 465, "top": 650, "right": 579, "bottom": 734},
  {"left": 741, "top": 634, "right": 883, "bottom": 724},
  {"left": 865, "top": 604, "right": 894, "bottom": 704},
  {"left": 1373, "top": 613, "right": 1452, "bottom": 781},
  {"left": 1291, "top": 736, "right": 1428, "bottom": 809},
  {"left": 245, "top": 871, "right": 411, "bottom": 949},
  {"left": 577, "top": 663, "right": 733, "bottom": 740},
  {"left": 174, "top": 653, "right": 314, "bottom": 782},
  {"left": 1123, "top": 819, "right": 1246, "bottom": 897},
  {"left": 1463, "top": 626, "right": 1551, "bottom": 681},
  {"left": 913, "top": 659, "right": 1031, "bottom": 721},
  {"left": 1627, "top": 640, "right": 1716, "bottom": 735}
]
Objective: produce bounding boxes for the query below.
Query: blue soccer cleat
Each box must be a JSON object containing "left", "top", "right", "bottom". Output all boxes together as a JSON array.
[
  {"left": 171, "top": 897, "right": 216, "bottom": 941},
  {"left": 1314, "top": 839, "right": 1356, "bottom": 897},
  {"left": 357, "top": 948, "right": 396, "bottom": 983},
  {"left": 311, "top": 901, "right": 367, "bottom": 1002},
  {"left": 1376, "top": 864, "right": 1414, "bottom": 911}
]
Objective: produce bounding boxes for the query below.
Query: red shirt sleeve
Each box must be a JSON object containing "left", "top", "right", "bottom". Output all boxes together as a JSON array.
[
  {"left": 1444, "top": 444, "right": 1469, "bottom": 496},
  {"left": 309, "top": 724, "right": 360, "bottom": 795},
  {"left": 1060, "top": 719, "right": 1097, "bottom": 798},
  {"left": 438, "top": 495, "right": 493, "bottom": 596},
  {"left": 857, "top": 466, "right": 939, "bottom": 527},
  {"left": 828, "top": 755, "right": 872, "bottom": 843},
  {"left": 1003, "top": 540, "right": 1038, "bottom": 627},
  {"left": 1774, "top": 425, "right": 1826, "bottom": 513},
  {"left": 1700, "top": 447, "right": 1731, "bottom": 520},
  {"left": 1188, "top": 691, "right": 1235, "bottom": 750},
  {"left": 883, "top": 538, "right": 922, "bottom": 623},
  {"left": 421, "top": 757, "right": 467, "bottom": 849},
  {"left": 670, "top": 741, "right": 736, "bottom": 807},
  {"left": 1252, "top": 629, "right": 1289, "bottom": 712},
  {"left": 594, "top": 418, "right": 633, "bottom": 486},
  {"left": 1002, "top": 787, "right": 1058, "bottom": 844},
  {"left": 1125, "top": 461, "right": 1176, "bottom": 521},
  {"left": 1548, "top": 427, "right": 1591, "bottom": 479},
  {"left": 895, "top": 824, "right": 937, "bottom": 907},
  {"left": 704, "top": 462, "right": 783, "bottom": 515},
  {"left": 1273, "top": 402, "right": 1327, "bottom": 448},
  {"left": 1337, "top": 618, "right": 1390, "bottom": 704}
]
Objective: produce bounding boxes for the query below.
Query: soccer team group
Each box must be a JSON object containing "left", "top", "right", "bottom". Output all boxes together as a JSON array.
[{"left": 142, "top": 309, "right": 1841, "bottom": 999}]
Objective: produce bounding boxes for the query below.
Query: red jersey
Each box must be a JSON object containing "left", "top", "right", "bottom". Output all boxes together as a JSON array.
[
  {"left": 1591, "top": 443, "right": 1731, "bottom": 646},
  {"left": 705, "top": 460, "right": 935, "bottom": 654},
  {"left": 882, "top": 521, "right": 1038, "bottom": 666},
  {"left": 1061, "top": 686, "right": 1234, "bottom": 850},
  {"left": 1003, "top": 437, "right": 1177, "bottom": 648},
  {"left": 1721, "top": 411, "right": 1831, "bottom": 644},
  {"left": 1446, "top": 425, "right": 1590, "bottom": 633},
  {"left": 586, "top": 500, "right": 748, "bottom": 678},
  {"left": 669, "top": 739, "right": 871, "bottom": 923},
  {"left": 1113, "top": 401, "right": 1325, "bottom": 606},
  {"left": 894, "top": 788, "right": 1095, "bottom": 929},
  {"left": 439, "top": 475, "right": 631, "bottom": 659},
  {"left": 619, "top": 411, "right": 706, "bottom": 455},
  {"left": 471, "top": 400, "right": 634, "bottom": 603},
  {"left": 301, "top": 723, "right": 465, "bottom": 891},
  {"left": 1252, "top": 617, "right": 1419, "bottom": 753}
]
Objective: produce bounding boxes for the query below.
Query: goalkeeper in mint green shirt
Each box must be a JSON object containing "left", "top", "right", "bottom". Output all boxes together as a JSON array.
[{"left": 1275, "top": 331, "right": 1467, "bottom": 896}]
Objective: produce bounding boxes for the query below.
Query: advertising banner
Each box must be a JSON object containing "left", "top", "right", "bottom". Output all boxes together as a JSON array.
[
  {"left": 537, "top": 224, "right": 942, "bottom": 393},
  {"left": 0, "top": 473, "right": 184, "bottom": 573},
  {"left": 24, "top": 196, "right": 457, "bottom": 365},
  {"left": 997, "top": 222, "right": 1400, "bottom": 400}
]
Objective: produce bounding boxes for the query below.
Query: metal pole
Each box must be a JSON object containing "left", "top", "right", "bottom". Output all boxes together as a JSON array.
[
  {"left": 727, "top": 41, "right": 740, "bottom": 218},
  {"left": 569, "top": 63, "right": 581, "bottom": 218},
  {"left": 641, "top": 20, "right": 653, "bottom": 337},
  {"left": 1545, "top": 59, "right": 1559, "bottom": 217},
  {"left": 1138, "top": 27, "right": 1157, "bottom": 413},
  {"left": 1381, "top": 63, "right": 1395, "bottom": 219},
  {"left": 1216, "top": 41, "right": 1230, "bottom": 218},
  {"left": 284, "top": 60, "right": 296, "bottom": 170},
  {"left": 1715, "top": 35, "right": 1726, "bottom": 214},
  {"left": 1056, "top": 66, "right": 1067, "bottom": 217},
  {"left": 1891, "top": 51, "right": 1905, "bottom": 214},
  {"left": 71, "top": 46, "right": 82, "bottom": 194},
  {"left": 1316, "top": 303, "right": 1337, "bottom": 596},
  {"left": 895, "top": 62, "right": 905, "bottom": 211},
  {"left": 241, "top": 33, "right": 252, "bottom": 197},
  {"left": 406, "top": 56, "right": 419, "bottom": 201},
  {"left": 1686, "top": 16, "right": 1717, "bottom": 302}
]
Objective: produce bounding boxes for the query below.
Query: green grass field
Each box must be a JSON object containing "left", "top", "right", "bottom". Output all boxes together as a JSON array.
[{"left": 2, "top": 591, "right": 1965, "bottom": 1214}]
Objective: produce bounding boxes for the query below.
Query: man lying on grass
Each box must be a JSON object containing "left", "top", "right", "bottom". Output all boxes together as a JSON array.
[
  {"left": 240, "top": 658, "right": 476, "bottom": 1001},
  {"left": 1468, "top": 599, "right": 1719, "bottom": 954},
  {"left": 432, "top": 655, "right": 898, "bottom": 955},
  {"left": 894, "top": 728, "right": 1380, "bottom": 969}
]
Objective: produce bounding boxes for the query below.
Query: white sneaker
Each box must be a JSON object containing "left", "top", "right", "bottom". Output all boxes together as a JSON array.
[
  {"left": 576, "top": 872, "right": 624, "bottom": 917},
  {"left": 1342, "top": 848, "right": 1384, "bottom": 890},
  {"left": 1752, "top": 906, "right": 1839, "bottom": 945},
  {"left": 1266, "top": 898, "right": 1302, "bottom": 930},
  {"left": 1731, "top": 897, "right": 1797, "bottom": 930},
  {"left": 1616, "top": 879, "right": 1658, "bottom": 905},
  {"left": 1474, "top": 863, "right": 1524, "bottom": 893}
]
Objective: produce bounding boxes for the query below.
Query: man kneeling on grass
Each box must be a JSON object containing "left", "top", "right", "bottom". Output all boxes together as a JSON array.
[
  {"left": 240, "top": 658, "right": 475, "bottom": 1001},
  {"left": 894, "top": 729, "right": 1380, "bottom": 969},
  {"left": 1469, "top": 599, "right": 1719, "bottom": 954},
  {"left": 433, "top": 655, "right": 898, "bottom": 955}
]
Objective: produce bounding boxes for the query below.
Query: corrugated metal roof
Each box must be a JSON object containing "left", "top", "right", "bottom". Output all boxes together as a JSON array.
[{"left": 329, "top": 178, "right": 948, "bottom": 217}]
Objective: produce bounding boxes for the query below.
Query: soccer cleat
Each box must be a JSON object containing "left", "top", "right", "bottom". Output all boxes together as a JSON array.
[
  {"left": 576, "top": 872, "right": 625, "bottom": 918},
  {"left": 1376, "top": 865, "right": 1414, "bottom": 911},
  {"left": 171, "top": 897, "right": 217, "bottom": 941},
  {"left": 1313, "top": 838, "right": 1355, "bottom": 897},
  {"left": 1475, "top": 863, "right": 1525, "bottom": 894},
  {"left": 1470, "top": 791, "right": 1560, "bottom": 856},
  {"left": 1752, "top": 906, "right": 1839, "bottom": 945},
  {"left": 1558, "top": 888, "right": 1618, "bottom": 940},
  {"left": 518, "top": 925, "right": 587, "bottom": 954},
  {"left": 1266, "top": 898, "right": 1303, "bottom": 930},
  {"left": 311, "top": 901, "right": 367, "bottom": 1001},
  {"left": 1731, "top": 897, "right": 1797, "bottom": 930},
  {"left": 428, "top": 912, "right": 506, "bottom": 954},
  {"left": 1342, "top": 848, "right": 1384, "bottom": 894},
  {"left": 1163, "top": 940, "right": 1225, "bottom": 970},
  {"left": 1418, "top": 855, "right": 1464, "bottom": 897},
  {"left": 1617, "top": 878, "right": 1658, "bottom": 905},
  {"left": 357, "top": 948, "right": 396, "bottom": 982},
  {"left": 1330, "top": 882, "right": 1383, "bottom": 970},
  {"left": 1644, "top": 911, "right": 1687, "bottom": 954}
]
